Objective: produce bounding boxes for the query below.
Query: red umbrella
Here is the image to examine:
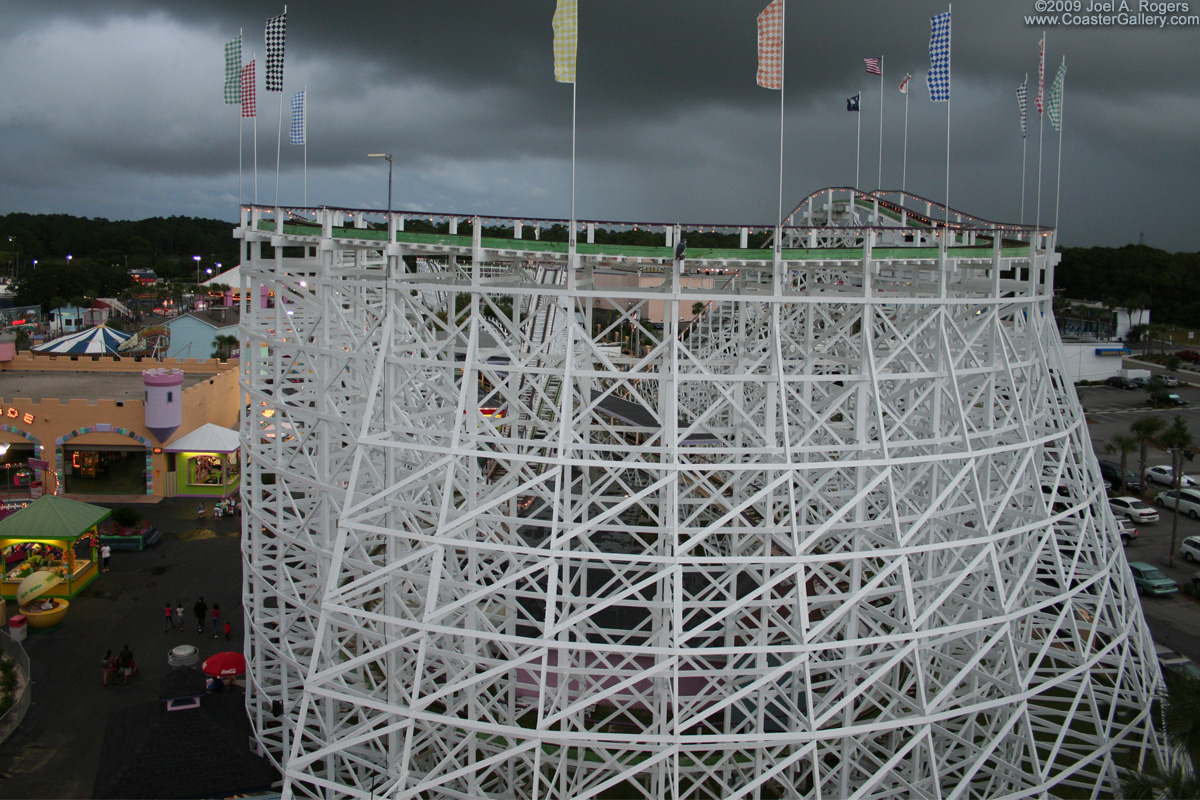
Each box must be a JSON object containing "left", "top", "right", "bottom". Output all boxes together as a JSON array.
[{"left": 201, "top": 651, "right": 246, "bottom": 678}]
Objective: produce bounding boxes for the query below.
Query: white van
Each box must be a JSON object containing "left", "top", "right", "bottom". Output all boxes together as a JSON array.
[{"left": 1155, "top": 487, "right": 1200, "bottom": 520}]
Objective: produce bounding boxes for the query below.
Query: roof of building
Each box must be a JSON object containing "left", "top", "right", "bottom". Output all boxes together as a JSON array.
[
  {"left": 167, "top": 306, "right": 240, "bottom": 329},
  {"left": 164, "top": 423, "right": 239, "bottom": 453},
  {"left": 0, "top": 370, "right": 214, "bottom": 402}
]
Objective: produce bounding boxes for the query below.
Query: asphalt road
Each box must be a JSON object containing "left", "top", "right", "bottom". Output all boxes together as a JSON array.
[{"left": 1077, "top": 380, "right": 1200, "bottom": 663}]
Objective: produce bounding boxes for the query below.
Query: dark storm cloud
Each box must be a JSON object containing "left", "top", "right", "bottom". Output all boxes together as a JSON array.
[{"left": 0, "top": 1, "right": 1197, "bottom": 249}]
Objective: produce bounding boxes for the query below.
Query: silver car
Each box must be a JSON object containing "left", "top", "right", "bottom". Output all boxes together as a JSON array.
[
  {"left": 1144, "top": 465, "right": 1197, "bottom": 488},
  {"left": 1180, "top": 536, "right": 1200, "bottom": 564},
  {"left": 1156, "top": 488, "right": 1200, "bottom": 520}
]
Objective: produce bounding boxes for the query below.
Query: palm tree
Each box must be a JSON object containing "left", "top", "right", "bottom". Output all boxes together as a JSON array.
[
  {"left": 1156, "top": 415, "right": 1193, "bottom": 568},
  {"left": 1120, "top": 672, "right": 1200, "bottom": 799},
  {"left": 1132, "top": 416, "right": 1168, "bottom": 487},
  {"left": 211, "top": 334, "right": 239, "bottom": 361},
  {"left": 1106, "top": 434, "right": 1139, "bottom": 492}
]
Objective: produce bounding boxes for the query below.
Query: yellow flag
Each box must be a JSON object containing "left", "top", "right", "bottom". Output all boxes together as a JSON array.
[{"left": 552, "top": 0, "right": 577, "bottom": 83}]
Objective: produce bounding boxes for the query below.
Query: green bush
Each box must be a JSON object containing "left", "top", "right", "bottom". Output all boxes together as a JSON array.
[{"left": 110, "top": 507, "right": 143, "bottom": 528}]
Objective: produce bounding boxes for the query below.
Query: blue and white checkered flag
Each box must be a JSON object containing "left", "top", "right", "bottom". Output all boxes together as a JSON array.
[
  {"left": 927, "top": 10, "right": 950, "bottom": 102},
  {"left": 290, "top": 89, "right": 306, "bottom": 145}
]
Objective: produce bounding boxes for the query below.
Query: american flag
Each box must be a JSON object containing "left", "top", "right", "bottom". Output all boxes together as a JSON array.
[
  {"left": 241, "top": 60, "right": 256, "bottom": 118},
  {"left": 756, "top": 0, "right": 784, "bottom": 90},
  {"left": 290, "top": 89, "right": 305, "bottom": 145},
  {"left": 927, "top": 10, "right": 950, "bottom": 102},
  {"left": 265, "top": 12, "right": 286, "bottom": 92},
  {"left": 1016, "top": 75, "right": 1028, "bottom": 138},
  {"left": 864, "top": 57, "right": 882, "bottom": 76},
  {"left": 1036, "top": 37, "right": 1045, "bottom": 114}
]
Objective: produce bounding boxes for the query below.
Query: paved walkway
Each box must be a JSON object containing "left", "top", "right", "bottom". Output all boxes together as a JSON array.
[{"left": 0, "top": 497, "right": 253, "bottom": 798}]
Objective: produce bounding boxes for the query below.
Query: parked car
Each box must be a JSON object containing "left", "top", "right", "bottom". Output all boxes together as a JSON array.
[
  {"left": 1161, "top": 374, "right": 1180, "bottom": 387},
  {"left": 1115, "top": 518, "right": 1139, "bottom": 545},
  {"left": 1109, "top": 496, "right": 1159, "bottom": 523},
  {"left": 1155, "top": 488, "right": 1200, "bottom": 520},
  {"left": 1105, "top": 376, "right": 1137, "bottom": 390},
  {"left": 1129, "top": 377, "right": 1149, "bottom": 389},
  {"left": 1144, "top": 465, "right": 1197, "bottom": 488},
  {"left": 1156, "top": 642, "right": 1200, "bottom": 682},
  {"left": 1129, "top": 561, "right": 1179, "bottom": 595},
  {"left": 1098, "top": 460, "right": 1142, "bottom": 492},
  {"left": 1179, "top": 536, "right": 1200, "bottom": 563},
  {"left": 1150, "top": 391, "right": 1188, "bottom": 407}
]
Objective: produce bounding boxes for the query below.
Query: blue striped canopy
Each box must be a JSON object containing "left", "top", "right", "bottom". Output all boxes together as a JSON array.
[{"left": 32, "top": 324, "right": 133, "bottom": 355}]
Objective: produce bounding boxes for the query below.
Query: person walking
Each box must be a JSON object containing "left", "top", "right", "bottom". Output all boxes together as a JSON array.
[
  {"left": 211, "top": 602, "right": 221, "bottom": 636},
  {"left": 118, "top": 644, "right": 134, "bottom": 685},
  {"left": 194, "top": 596, "right": 208, "bottom": 633},
  {"left": 197, "top": 502, "right": 206, "bottom": 520},
  {"left": 100, "top": 543, "right": 111, "bottom": 572},
  {"left": 224, "top": 619, "right": 232, "bottom": 641},
  {"left": 163, "top": 601, "right": 174, "bottom": 633},
  {"left": 175, "top": 602, "right": 185, "bottom": 632},
  {"left": 102, "top": 649, "right": 114, "bottom": 686}
]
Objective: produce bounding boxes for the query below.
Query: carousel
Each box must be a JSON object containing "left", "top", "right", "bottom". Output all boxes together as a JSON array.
[{"left": 0, "top": 496, "right": 110, "bottom": 625}]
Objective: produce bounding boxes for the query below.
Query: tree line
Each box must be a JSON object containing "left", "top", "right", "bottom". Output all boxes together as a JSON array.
[{"left": 1056, "top": 244, "right": 1200, "bottom": 326}]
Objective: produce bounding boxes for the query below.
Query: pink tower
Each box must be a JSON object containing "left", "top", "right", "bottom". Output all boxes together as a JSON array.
[{"left": 142, "top": 368, "right": 184, "bottom": 442}]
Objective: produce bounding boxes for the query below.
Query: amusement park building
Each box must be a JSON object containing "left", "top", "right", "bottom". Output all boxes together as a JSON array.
[
  {"left": 240, "top": 189, "right": 1162, "bottom": 799},
  {"left": 0, "top": 352, "right": 240, "bottom": 501}
]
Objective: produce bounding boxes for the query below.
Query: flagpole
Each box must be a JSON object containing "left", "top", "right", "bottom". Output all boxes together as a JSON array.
[
  {"left": 303, "top": 86, "right": 308, "bottom": 208},
  {"left": 237, "top": 29, "right": 243, "bottom": 214},
  {"left": 901, "top": 78, "right": 910, "bottom": 195},
  {"left": 944, "top": 5, "right": 951, "bottom": 226},
  {"left": 1020, "top": 75, "right": 1028, "bottom": 225},
  {"left": 775, "top": 0, "right": 786, "bottom": 254},
  {"left": 877, "top": 57, "right": 883, "bottom": 190},
  {"left": 1054, "top": 56, "right": 1065, "bottom": 233},
  {"left": 253, "top": 52, "right": 259, "bottom": 206},
  {"left": 855, "top": 90, "right": 861, "bottom": 191},
  {"left": 570, "top": 78, "right": 577, "bottom": 267},
  {"left": 1036, "top": 32, "right": 1045, "bottom": 231},
  {"left": 274, "top": 91, "right": 284, "bottom": 209}
]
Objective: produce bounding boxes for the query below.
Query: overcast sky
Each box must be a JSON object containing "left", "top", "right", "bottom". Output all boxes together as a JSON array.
[{"left": 1, "top": 1, "right": 1198, "bottom": 250}]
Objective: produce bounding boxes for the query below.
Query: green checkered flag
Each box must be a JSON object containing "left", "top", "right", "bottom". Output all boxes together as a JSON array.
[
  {"left": 1047, "top": 61, "right": 1066, "bottom": 131},
  {"left": 223, "top": 34, "right": 242, "bottom": 105}
]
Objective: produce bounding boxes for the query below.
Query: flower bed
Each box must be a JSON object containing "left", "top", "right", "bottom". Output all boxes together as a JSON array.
[{"left": 97, "top": 520, "right": 161, "bottom": 551}]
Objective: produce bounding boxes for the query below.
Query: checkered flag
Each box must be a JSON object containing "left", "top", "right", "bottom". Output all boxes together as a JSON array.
[
  {"left": 241, "top": 60, "right": 256, "bottom": 118},
  {"left": 1016, "top": 75, "right": 1028, "bottom": 138},
  {"left": 223, "top": 34, "right": 242, "bottom": 105},
  {"left": 927, "top": 10, "right": 950, "bottom": 102},
  {"left": 1047, "top": 62, "right": 1066, "bottom": 131},
  {"left": 552, "top": 0, "right": 577, "bottom": 83},
  {"left": 290, "top": 89, "right": 306, "bottom": 145},
  {"left": 265, "top": 12, "right": 286, "bottom": 92}
]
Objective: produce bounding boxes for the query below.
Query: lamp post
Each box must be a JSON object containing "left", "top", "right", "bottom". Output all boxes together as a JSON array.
[
  {"left": 6, "top": 236, "right": 15, "bottom": 282},
  {"left": 194, "top": 255, "right": 202, "bottom": 284},
  {"left": 367, "top": 153, "right": 394, "bottom": 215}
]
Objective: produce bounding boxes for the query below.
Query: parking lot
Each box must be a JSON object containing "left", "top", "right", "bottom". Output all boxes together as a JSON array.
[{"left": 1077, "top": 380, "right": 1200, "bottom": 661}]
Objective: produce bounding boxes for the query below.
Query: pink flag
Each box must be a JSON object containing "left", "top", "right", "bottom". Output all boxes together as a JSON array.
[
  {"left": 1036, "top": 37, "right": 1045, "bottom": 114},
  {"left": 898, "top": 73, "right": 911, "bottom": 94},
  {"left": 756, "top": 0, "right": 783, "bottom": 90},
  {"left": 241, "top": 60, "right": 256, "bottom": 118}
]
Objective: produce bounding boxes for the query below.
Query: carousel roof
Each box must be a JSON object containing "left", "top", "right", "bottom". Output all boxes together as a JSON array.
[
  {"left": 164, "top": 423, "right": 240, "bottom": 453},
  {"left": 31, "top": 324, "right": 133, "bottom": 355},
  {"left": 0, "top": 495, "right": 111, "bottom": 541}
]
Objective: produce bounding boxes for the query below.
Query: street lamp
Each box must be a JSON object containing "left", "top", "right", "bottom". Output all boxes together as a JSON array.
[
  {"left": 65, "top": 254, "right": 72, "bottom": 267},
  {"left": 6, "top": 236, "right": 15, "bottom": 282},
  {"left": 194, "top": 255, "right": 202, "bottom": 284},
  {"left": 367, "top": 153, "right": 393, "bottom": 215}
]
